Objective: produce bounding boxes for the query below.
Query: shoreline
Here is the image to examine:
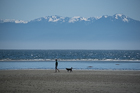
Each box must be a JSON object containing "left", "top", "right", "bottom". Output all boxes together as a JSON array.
[
  {"left": 0, "top": 70, "right": 140, "bottom": 93},
  {"left": 1, "top": 61, "right": 140, "bottom": 70}
]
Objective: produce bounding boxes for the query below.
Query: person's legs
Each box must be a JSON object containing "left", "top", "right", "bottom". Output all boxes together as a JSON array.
[{"left": 57, "top": 69, "right": 60, "bottom": 72}]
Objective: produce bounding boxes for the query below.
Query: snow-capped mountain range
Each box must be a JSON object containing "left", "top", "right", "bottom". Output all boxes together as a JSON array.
[
  {"left": 0, "top": 14, "right": 140, "bottom": 49},
  {"left": 33, "top": 14, "right": 130, "bottom": 23},
  {"left": 0, "top": 14, "right": 137, "bottom": 24}
]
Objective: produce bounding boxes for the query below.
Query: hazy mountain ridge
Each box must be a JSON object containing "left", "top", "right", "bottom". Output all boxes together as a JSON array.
[
  {"left": 29, "top": 14, "right": 139, "bottom": 23},
  {"left": 0, "top": 14, "right": 140, "bottom": 49},
  {"left": 0, "top": 14, "right": 139, "bottom": 24}
]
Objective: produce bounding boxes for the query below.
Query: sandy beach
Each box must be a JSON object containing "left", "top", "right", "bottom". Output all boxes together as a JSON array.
[{"left": 0, "top": 70, "right": 140, "bottom": 93}]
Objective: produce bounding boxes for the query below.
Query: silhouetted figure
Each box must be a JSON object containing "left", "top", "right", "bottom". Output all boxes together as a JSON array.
[{"left": 55, "top": 59, "right": 60, "bottom": 72}]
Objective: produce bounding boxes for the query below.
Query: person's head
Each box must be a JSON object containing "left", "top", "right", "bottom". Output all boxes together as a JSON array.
[{"left": 55, "top": 59, "right": 57, "bottom": 61}]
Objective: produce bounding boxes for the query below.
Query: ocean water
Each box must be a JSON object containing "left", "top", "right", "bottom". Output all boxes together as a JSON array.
[{"left": 0, "top": 50, "right": 140, "bottom": 70}]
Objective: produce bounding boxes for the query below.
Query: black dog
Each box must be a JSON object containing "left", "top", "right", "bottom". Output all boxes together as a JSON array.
[{"left": 66, "top": 67, "right": 73, "bottom": 72}]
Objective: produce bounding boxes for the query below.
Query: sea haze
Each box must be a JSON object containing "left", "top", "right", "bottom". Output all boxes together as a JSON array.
[{"left": 0, "top": 14, "right": 140, "bottom": 49}]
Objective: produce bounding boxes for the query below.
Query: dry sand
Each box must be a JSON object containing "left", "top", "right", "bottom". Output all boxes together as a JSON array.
[{"left": 0, "top": 70, "right": 140, "bottom": 93}]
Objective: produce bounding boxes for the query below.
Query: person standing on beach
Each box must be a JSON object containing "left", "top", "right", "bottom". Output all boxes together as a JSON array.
[{"left": 55, "top": 59, "right": 60, "bottom": 72}]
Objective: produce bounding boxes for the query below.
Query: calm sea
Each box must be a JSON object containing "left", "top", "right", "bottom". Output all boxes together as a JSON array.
[{"left": 0, "top": 50, "right": 140, "bottom": 70}]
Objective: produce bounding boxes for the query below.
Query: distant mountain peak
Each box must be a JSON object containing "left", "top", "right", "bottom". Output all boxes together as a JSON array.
[
  {"left": 32, "top": 15, "right": 66, "bottom": 22},
  {"left": 0, "top": 19, "right": 28, "bottom": 23},
  {"left": 115, "top": 14, "right": 123, "bottom": 18},
  {"left": 114, "top": 14, "right": 129, "bottom": 22},
  {"left": 102, "top": 15, "right": 108, "bottom": 18},
  {"left": 69, "top": 16, "right": 89, "bottom": 23}
]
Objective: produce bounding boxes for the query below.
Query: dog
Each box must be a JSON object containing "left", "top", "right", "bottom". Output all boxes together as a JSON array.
[{"left": 66, "top": 67, "right": 73, "bottom": 72}]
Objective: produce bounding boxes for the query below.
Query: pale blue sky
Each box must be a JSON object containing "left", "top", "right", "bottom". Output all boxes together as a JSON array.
[{"left": 0, "top": 0, "right": 140, "bottom": 21}]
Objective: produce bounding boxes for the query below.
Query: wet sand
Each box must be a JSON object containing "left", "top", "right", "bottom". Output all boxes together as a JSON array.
[{"left": 0, "top": 70, "right": 140, "bottom": 93}]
